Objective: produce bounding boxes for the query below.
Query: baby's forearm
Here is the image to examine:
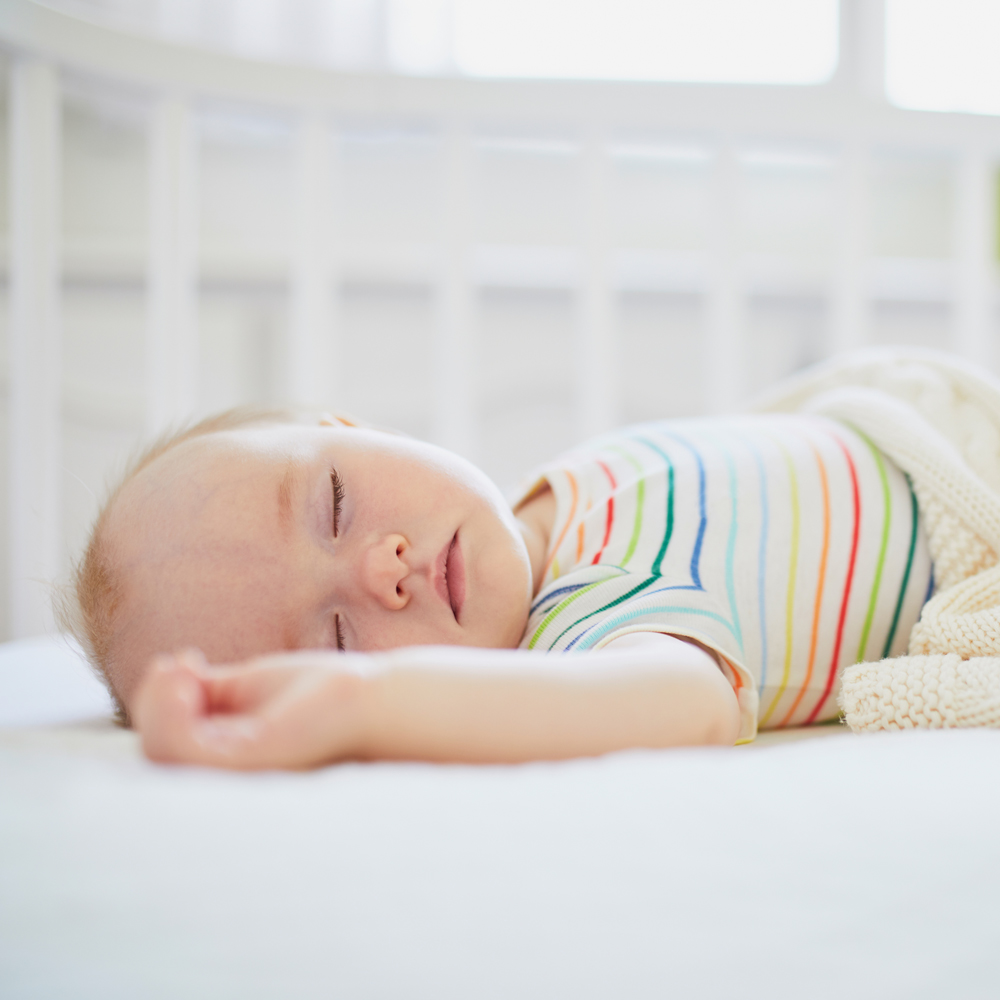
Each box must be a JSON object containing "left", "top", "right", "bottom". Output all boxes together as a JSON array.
[
  {"left": 136, "top": 636, "right": 740, "bottom": 769},
  {"left": 351, "top": 639, "right": 740, "bottom": 763}
]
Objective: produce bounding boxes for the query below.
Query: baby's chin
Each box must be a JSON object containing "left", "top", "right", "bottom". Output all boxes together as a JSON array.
[{"left": 471, "top": 580, "right": 532, "bottom": 650}]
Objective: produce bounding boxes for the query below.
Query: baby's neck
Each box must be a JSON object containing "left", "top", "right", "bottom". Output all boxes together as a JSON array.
[{"left": 514, "top": 486, "right": 556, "bottom": 597}]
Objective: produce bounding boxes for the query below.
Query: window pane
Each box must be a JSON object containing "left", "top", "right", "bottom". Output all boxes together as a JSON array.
[
  {"left": 886, "top": 0, "right": 1000, "bottom": 115},
  {"left": 453, "top": 0, "right": 839, "bottom": 84}
]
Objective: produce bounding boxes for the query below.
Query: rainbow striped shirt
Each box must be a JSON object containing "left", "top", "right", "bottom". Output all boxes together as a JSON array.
[{"left": 515, "top": 415, "right": 933, "bottom": 742}]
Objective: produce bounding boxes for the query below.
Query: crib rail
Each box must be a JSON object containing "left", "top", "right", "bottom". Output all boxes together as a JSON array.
[{"left": 2, "top": 0, "right": 999, "bottom": 638}]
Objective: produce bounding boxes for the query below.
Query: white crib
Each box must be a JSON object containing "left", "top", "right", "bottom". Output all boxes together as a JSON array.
[{"left": 1, "top": 0, "right": 998, "bottom": 641}]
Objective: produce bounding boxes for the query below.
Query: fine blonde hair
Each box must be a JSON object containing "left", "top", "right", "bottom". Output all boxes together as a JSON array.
[{"left": 57, "top": 406, "right": 337, "bottom": 725}]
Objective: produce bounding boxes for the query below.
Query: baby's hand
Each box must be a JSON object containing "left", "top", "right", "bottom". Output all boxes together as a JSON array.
[{"left": 133, "top": 649, "right": 375, "bottom": 769}]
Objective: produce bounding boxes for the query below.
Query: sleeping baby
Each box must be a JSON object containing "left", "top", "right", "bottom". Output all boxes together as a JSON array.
[{"left": 69, "top": 350, "right": 984, "bottom": 770}]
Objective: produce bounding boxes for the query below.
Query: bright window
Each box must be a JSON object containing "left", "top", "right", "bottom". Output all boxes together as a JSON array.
[
  {"left": 450, "top": 0, "right": 840, "bottom": 83},
  {"left": 886, "top": 0, "right": 1000, "bottom": 116}
]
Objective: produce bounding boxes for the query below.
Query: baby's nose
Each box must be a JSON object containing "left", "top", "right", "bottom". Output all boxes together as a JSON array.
[{"left": 361, "top": 534, "right": 409, "bottom": 610}]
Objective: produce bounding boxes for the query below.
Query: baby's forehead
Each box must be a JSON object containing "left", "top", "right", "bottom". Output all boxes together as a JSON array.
[
  {"left": 112, "top": 429, "right": 283, "bottom": 537},
  {"left": 150, "top": 422, "right": 319, "bottom": 483},
  {"left": 198, "top": 421, "right": 322, "bottom": 455}
]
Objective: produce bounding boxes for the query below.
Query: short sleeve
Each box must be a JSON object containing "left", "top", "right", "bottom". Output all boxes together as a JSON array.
[{"left": 521, "top": 565, "right": 759, "bottom": 743}]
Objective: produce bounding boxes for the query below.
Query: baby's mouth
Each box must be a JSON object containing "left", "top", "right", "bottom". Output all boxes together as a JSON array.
[{"left": 442, "top": 532, "right": 466, "bottom": 622}]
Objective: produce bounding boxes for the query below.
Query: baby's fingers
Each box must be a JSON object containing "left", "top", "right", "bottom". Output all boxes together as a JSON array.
[
  {"left": 135, "top": 655, "right": 264, "bottom": 768},
  {"left": 135, "top": 655, "right": 209, "bottom": 762}
]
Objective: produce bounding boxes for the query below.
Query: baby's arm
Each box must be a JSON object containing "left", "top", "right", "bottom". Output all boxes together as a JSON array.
[{"left": 134, "top": 633, "right": 741, "bottom": 770}]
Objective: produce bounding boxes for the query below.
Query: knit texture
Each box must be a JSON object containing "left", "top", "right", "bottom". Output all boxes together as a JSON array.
[
  {"left": 841, "top": 654, "right": 1000, "bottom": 731},
  {"left": 755, "top": 348, "right": 1000, "bottom": 732}
]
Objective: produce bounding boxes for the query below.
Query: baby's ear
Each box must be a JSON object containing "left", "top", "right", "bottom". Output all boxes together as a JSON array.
[{"left": 318, "top": 412, "right": 356, "bottom": 428}]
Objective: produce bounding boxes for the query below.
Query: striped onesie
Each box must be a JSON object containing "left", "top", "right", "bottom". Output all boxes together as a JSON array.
[{"left": 514, "top": 414, "right": 933, "bottom": 743}]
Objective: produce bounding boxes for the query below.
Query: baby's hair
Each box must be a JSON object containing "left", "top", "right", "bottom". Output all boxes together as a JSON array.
[{"left": 56, "top": 406, "right": 330, "bottom": 725}]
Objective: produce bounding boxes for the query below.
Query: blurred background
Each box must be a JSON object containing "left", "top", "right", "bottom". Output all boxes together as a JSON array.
[{"left": 0, "top": 0, "right": 998, "bottom": 640}]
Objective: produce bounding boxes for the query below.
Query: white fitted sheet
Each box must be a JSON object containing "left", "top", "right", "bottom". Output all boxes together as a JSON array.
[{"left": 2, "top": 641, "right": 998, "bottom": 999}]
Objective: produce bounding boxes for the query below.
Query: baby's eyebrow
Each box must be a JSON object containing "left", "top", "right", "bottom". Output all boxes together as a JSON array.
[{"left": 276, "top": 461, "right": 297, "bottom": 528}]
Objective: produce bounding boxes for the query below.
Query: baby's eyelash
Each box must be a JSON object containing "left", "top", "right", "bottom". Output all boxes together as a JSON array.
[
  {"left": 330, "top": 468, "right": 345, "bottom": 536},
  {"left": 334, "top": 614, "right": 345, "bottom": 651}
]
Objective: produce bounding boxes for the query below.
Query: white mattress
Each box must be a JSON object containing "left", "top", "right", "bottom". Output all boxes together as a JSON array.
[{"left": 2, "top": 638, "right": 999, "bottom": 999}]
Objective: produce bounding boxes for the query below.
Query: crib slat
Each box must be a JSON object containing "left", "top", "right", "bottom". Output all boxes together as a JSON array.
[
  {"left": 8, "top": 59, "right": 61, "bottom": 637},
  {"left": 705, "top": 145, "right": 741, "bottom": 412},
  {"left": 832, "top": 142, "right": 869, "bottom": 354},
  {"left": 835, "top": 0, "right": 887, "bottom": 100},
  {"left": 578, "top": 128, "right": 615, "bottom": 438},
  {"left": 146, "top": 97, "right": 199, "bottom": 433},
  {"left": 954, "top": 148, "right": 995, "bottom": 367},
  {"left": 434, "top": 125, "right": 476, "bottom": 459},
  {"left": 290, "top": 113, "right": 337, "bottom": 405}
]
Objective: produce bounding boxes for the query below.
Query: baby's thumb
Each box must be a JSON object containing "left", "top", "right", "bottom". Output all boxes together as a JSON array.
[{"left": 136, "top": 654, "right": 210, "bottom": 763}]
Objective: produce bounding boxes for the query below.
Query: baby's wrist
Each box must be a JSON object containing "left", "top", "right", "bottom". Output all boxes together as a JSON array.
[{"left": 326, "top": 653, "right": 390, "bottom": 761}]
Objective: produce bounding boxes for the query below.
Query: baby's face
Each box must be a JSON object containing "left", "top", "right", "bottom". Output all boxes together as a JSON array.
[{"left": 111, "top": 421, "right": 534, "bottom": 706}]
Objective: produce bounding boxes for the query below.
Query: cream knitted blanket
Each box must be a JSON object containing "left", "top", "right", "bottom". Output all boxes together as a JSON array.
[{"left": 754, "top": 347, "right": 1000, "bottom": 732}]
